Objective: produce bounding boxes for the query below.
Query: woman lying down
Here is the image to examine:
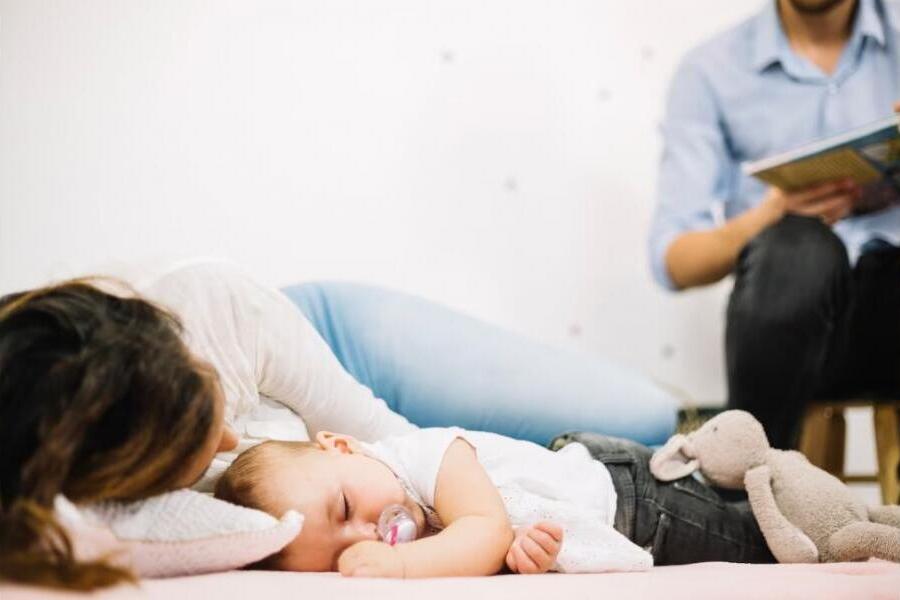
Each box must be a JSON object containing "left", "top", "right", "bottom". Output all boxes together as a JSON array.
[{"left": 215, "top": 426, "right": 774, "bottom": 576}]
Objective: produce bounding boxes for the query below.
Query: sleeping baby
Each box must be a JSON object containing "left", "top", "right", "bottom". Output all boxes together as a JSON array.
[{"left": 214, "top": 426, "right": 773, "bottom": 577}]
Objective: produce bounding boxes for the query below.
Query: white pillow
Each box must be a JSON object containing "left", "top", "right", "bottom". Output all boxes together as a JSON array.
[{"left": 54, "top": 491, "right": 303, "bottom": 578}]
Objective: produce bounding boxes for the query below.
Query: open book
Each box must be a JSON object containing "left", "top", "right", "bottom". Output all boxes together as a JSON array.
[{"left": 742, "top": 115, "right": 900, "bottom": 215}]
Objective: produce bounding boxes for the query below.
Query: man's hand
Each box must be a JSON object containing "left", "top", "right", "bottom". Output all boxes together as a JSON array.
[
  {"left": 764, "top": 179, "right": 861, "bottom": 225},
  {"left": 764, "top": 101, "right": 899, "bottom": 223},
  {"left": 505, "top": 521, "right": 563, "bottom": 574},
  {"left": 338, "top": 540, "right": 405, "bottom": 578}
]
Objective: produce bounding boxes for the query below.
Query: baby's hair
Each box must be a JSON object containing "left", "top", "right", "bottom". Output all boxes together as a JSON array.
[
  {"left": 214, "top": 440, "right": 318, "bottom": 511},
  {"left": 214, "top": 440, "right": 320, "bottom": 570}
]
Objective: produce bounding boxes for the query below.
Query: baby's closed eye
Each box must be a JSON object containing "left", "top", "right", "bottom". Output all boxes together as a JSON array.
[{"left": 342, "top": 491, "right": 351, "bottom": 520}]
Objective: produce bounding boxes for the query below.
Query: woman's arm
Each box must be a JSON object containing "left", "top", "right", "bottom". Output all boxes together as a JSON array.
[
  {"left": 250, "top": 274, "right": 417, "bottom": 440},
  {"left": 339, "top": 438, "right": 514, "bottom": 578},
  {"left": 145, "top": 262, "right": 415, "bottom": 441}
]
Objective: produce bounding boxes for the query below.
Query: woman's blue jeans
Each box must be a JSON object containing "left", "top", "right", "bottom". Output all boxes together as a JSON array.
[{"left": 282, "top": 282, "right": 677, "bottom": 446}]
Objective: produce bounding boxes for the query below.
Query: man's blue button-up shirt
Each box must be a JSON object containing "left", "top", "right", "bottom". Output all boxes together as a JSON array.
[{"left": 649, "top": 0, "right": 900, "bottom": 289}]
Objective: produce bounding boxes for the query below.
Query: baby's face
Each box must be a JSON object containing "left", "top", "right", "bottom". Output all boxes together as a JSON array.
[{"left": 259, "top": 445, "right": 422, "bottom": 571}]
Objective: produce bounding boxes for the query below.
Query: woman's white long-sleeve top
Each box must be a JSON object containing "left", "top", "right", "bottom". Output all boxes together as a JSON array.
[{"left": 127, "top": 260, "right": 415, "bottom": 490}]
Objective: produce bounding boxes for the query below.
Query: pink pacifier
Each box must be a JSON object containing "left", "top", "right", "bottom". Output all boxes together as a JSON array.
[{"left": 377, "top": 504, "right": 418, "bottom": 545}]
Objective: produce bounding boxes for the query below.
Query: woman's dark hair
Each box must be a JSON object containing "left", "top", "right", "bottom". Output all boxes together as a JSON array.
[{"left": 0, "top": 279, "right": 218, "bottom": 589}]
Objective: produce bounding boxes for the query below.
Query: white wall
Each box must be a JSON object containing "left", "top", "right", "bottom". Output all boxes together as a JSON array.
[
  {"left": 0, "top": 1, "right": 880, "bottom": 493},
  {"left": 1, "top": 0, "right": 755, "bottom": 400}
]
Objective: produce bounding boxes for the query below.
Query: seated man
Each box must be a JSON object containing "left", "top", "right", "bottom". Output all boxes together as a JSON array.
[{"left": 649, "top": 0, "right": 900, "bottom": 448}]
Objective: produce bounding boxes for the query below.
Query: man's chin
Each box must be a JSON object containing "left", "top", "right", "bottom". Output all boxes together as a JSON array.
[{"left": 787, "top": 0, "right": 850, "bottom": 16}]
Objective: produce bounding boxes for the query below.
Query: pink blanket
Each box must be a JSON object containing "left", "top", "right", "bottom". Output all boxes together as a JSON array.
[{"left": 3, "top": 561, "right": 899, "bottom": 600}]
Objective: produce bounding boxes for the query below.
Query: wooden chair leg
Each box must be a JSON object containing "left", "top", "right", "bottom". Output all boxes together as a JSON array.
[
  {"left": 801, "top": 404, "right": 845, "bottom": 477},
  {"left": 873, "top": 406, "right": 900, "bottom": 505},
  {"left": 800, "top": 404, "right": 829, "bottom": 470},
  {"left": 824, "top": 407, "right": 846, "bottom": 477}
]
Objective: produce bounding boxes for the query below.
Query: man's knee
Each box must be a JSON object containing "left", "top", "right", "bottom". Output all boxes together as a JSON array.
[
  {"left": 731, "top": 215, "right": 850, "bottom": 325},
  {"left": 742, "top": 215, "right": 848, "bottom": 277}
]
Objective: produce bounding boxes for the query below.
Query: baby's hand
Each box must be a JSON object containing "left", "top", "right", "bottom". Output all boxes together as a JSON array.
[
  {"left": 505, "top": 521, "right": 563, "bottom": 574},
  {"left": 338, "top": 540, "right": 404, "bottom": 578}
]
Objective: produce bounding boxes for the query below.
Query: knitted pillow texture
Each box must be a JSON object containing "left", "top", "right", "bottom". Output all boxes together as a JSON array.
[{"left": 54, "top": 490, "right": 303, "bottom": 578}]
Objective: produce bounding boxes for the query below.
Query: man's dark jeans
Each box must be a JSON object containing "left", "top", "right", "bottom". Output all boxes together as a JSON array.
[
  {"left": 727, "top": 214, "right": 900, "bottom": 449},
  {"left": 550, "top": 432, "right": 774, "bottom": 565}
]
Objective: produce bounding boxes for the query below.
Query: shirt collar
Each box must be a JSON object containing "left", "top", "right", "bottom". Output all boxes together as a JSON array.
[
  {"left": 855, "top": 0, "right": 887, "bottom": 48},
  {"left": 752, "top": 0, "right": 887, "bottom": 73},
  {"left": 752, "top": 1, "right": 782, "bottom": 72}
]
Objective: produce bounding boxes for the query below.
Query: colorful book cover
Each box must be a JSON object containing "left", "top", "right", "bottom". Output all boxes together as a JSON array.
[{"left": 742, "top": 115, "right": 900, "bottom": 215}]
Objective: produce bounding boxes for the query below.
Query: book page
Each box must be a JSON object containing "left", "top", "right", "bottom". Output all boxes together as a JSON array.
[{"left": 756, "top": 148, "right": 882, "bottom": 191}]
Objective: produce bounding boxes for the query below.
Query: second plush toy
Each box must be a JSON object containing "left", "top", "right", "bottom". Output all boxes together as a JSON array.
[{"left": 649, "top": 409, "right": 900, "bottom": 563}]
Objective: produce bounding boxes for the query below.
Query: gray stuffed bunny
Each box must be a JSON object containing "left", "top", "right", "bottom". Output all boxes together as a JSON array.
[{"left": 649, "top": 409, "right": 900, "bottom": 563}]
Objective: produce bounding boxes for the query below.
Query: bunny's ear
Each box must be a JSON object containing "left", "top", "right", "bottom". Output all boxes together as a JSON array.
[{"left": 649, "top": 434, "right": 699, "bottom": 481}]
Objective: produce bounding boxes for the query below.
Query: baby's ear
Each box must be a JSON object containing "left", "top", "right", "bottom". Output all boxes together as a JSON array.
[{"left": 315, "top": 431, "right": 361, "bottom": 454}]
